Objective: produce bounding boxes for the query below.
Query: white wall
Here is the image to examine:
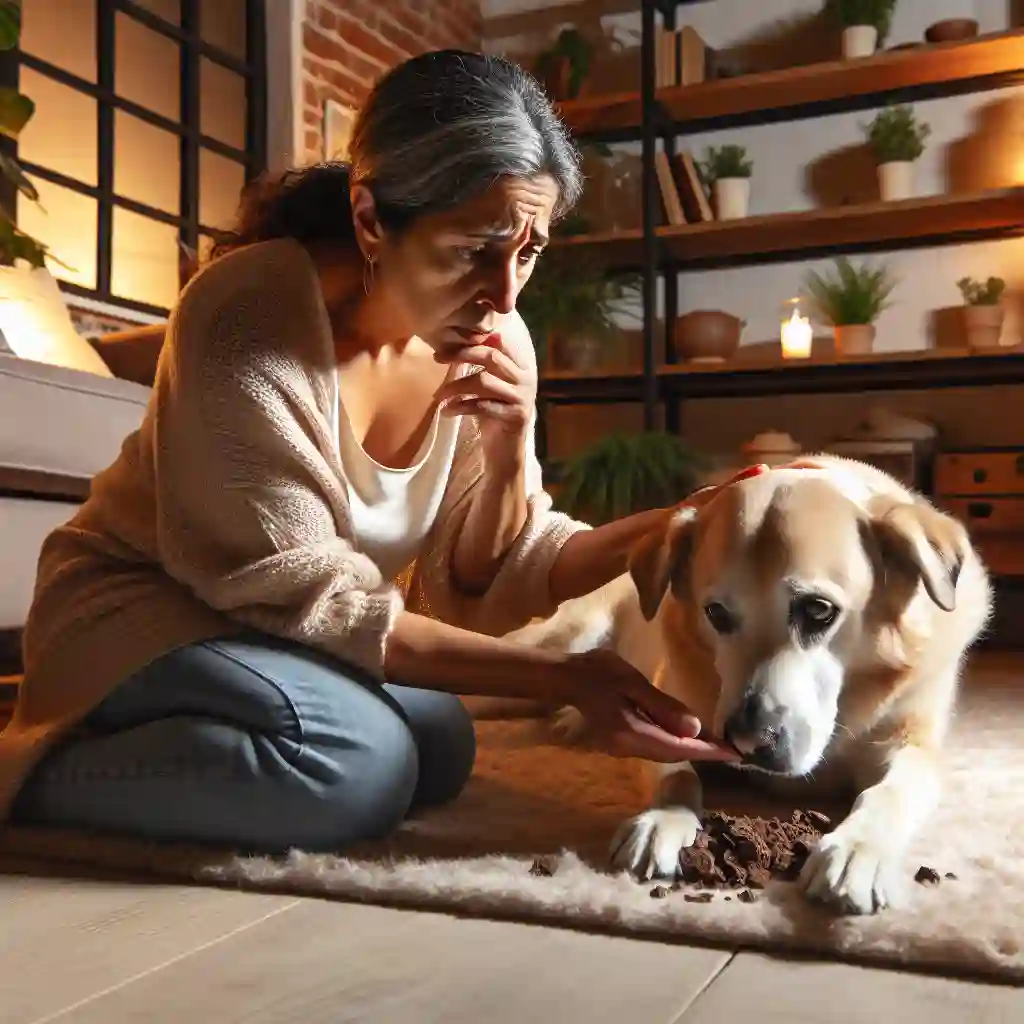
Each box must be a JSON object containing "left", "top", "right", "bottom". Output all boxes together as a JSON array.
[{"left": 486, "top": 0, "right": 1024, "bottom": 454}]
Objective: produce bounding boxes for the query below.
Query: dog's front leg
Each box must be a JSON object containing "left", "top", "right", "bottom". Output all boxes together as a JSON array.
[
  {"left": 610, "top": 762, "right": 705, "bottom": 881},
  {"left": 798, "top": 742, "right": 940, "bottom": 915}
]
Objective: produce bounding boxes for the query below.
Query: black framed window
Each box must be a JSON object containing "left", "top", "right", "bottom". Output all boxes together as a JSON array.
[{"left": 12, "top": 0, "right": 267, "bottom": 316}]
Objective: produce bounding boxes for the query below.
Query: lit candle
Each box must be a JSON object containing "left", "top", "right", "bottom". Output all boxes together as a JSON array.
[{"left": 780, "top": 306, "right": 813, "bottom": 359}]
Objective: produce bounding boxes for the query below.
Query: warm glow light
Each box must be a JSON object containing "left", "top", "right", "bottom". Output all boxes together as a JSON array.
[{"left": 781, "top": 306, "right": 813, "bottom": 359}]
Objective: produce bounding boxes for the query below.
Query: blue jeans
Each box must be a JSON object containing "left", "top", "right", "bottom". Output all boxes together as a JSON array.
[{"left": 12, "top": 634, "right": 477, "bottom": 853}]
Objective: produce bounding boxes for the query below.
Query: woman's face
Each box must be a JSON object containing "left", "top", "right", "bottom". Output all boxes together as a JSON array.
[{"left": 358, "top": 174, "right": 560, "bottom": 349}]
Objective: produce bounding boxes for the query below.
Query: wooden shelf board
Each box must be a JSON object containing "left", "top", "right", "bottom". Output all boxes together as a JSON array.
[
  {"left": 550, "top": 188, "right": 1024, "bottom": 270},
  {"left": 558, "top": 30, "right": 1024, "bottom": 139},
  {"left": 539, "top": 346, "right": 1024, "bottom": 402}
]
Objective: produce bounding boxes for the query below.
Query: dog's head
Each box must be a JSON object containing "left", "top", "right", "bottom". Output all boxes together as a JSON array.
[{"left": 627, "top": 467, "right": 970, "bottom": 778}]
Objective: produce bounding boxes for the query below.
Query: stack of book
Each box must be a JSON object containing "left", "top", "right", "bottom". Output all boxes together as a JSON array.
[
  {"left": 654, "top": 149, "right": 714, "bottom": 226},
  {"left": 655, "top": 24, "right": 707, "bottom": 88}
]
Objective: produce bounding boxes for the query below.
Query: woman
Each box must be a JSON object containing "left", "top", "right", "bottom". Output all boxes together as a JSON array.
[{"left": 1, "top": 50, "right": 745, "bottom": 854}]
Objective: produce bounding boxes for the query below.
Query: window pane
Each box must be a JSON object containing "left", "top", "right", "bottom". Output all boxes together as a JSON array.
[
  {"left": 199, "top": 150, "right": 245, "bottom": 231},
  {"left": 133, "top": 0, "right": 180, "bottom": 25},
  {"left": 202, "top": 0, "right": 247, "bottom": 60},
  {"left": 18, "top": 181, "right": 97, "bottom": 290},
  {"left": 18, "top": 69, "right": 98, "bottom": 187},
  {"left": 22, "top": 0, "right": 96, "bottom": 82},
  {"left": 112, "top": 209, "right": 180, "bottom": 309},
  {"left": 200, "top": 58, "right": 247, "bottom": 150},
  {"left": 115, "top": 13, "right": 181, "bottom": 123},
  {"left": 114, "top": 112, "right": 180, "bottom": 214}
]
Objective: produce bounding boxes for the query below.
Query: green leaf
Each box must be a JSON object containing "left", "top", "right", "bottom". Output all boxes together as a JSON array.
[
  {"left": 0, "top": 152, "right": 38, "bottom": 202},
  {"left": 0, "top": 1, "right": 20, "bottom": 52},
  {"left": 0, "top": 87, "right": 34, "bottom": 139}
]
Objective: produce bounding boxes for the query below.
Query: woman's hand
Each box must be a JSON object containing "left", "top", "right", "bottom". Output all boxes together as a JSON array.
[
  {"left": 434, "top": 320, "right": 538, "bottom": 474},
  {"left": 566, "top": 649, "right": 740, "bottom": 764}
]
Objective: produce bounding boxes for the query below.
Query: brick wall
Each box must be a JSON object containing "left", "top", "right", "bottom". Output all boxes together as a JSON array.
[{"left": 301, "top": 0, "right": 483, "bottom": 164}]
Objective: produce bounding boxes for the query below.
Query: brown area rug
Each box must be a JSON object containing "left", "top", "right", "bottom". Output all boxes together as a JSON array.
[{"left": 1, "top": 660, "right": 1022, "bottom": 984}]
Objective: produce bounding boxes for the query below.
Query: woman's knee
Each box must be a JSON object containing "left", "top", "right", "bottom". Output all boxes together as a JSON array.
[{"left": 382, "top": 686, "right": 476, "bottom": 808}]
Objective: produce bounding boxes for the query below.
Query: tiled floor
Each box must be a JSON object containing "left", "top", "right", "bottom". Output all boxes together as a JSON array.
[{"left": 1, "top": 870, "right": 1020, "bottom": 1023}]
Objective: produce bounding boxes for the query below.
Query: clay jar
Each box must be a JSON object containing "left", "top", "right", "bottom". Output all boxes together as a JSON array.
[
  {"left": 963, "top": 304, "right": 1005, "bottom": 351},
  {"left": 834, "top": 323, "right": 876, "bottom": 356},
  {"left": 924, "top": 19, "right": 979, "bottom": 43},
  {"left": 674, "top": 310, "right": 744, "bottom": 363}
]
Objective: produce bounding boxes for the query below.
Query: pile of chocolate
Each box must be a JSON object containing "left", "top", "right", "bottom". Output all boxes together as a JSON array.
[{"left": 675, "top": 808, "right": 830, "bottom": 890}]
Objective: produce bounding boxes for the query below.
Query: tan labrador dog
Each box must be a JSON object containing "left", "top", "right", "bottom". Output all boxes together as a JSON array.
[{"left": 506, "top": 455, "right": 992, "bottom": 915}]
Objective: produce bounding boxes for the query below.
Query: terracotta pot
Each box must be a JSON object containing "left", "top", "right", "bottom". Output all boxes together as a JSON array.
[
  {"left": 673, "top": 310, "right": 745, "bottom": 363},
  {"left": 964, "top": 304, "right": 1005, "bottom": 351},
  {"left": 550, "top": 332, "right": 605, "bottom": 372},
  {"left": 925, "top": 19, "right": 979, "bottom": 44},
  {"left": 741, "top": 430, "right": 802, "bottom": 468},
  {"left": 842, "top": 25, "right": 878, "bottom": 58},
  {"left": 834, "top": 323, "right": 876, "bottom": 356}
]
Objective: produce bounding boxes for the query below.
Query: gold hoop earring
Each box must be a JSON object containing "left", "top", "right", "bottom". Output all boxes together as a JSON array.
[{"left": 362, "top": 255, "right": 376, "bottom": 296}]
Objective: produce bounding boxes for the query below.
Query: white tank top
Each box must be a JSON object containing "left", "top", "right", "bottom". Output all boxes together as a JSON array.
[{"left": 331, "top": 367, "right": 462, "bottom": 583}]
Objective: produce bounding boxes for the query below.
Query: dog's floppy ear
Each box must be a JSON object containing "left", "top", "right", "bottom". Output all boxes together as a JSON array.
[
  {"left": 627, "top": 507, "right": 698, "bottom": 621},
  {"left": 864, "top": 500, "right": 968, "bottom": 613}
]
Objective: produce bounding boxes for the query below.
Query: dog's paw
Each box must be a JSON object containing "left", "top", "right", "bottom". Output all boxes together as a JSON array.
[
  {"left": 797, "top": 824, "right": 904, "bottom": 915},
  {"left": 549, "top": 705, "right": 588, "bottom": 745},
  {"left": 609, "top": 808, "right": 701, "bottom": 881}
]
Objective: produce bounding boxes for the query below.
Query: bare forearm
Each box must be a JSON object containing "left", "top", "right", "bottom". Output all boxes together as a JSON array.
[
  {"left": 549, "top": 506, "right": 671, "bottom": 605},
  {"left": 450, "top": 463, "right": 528, "bottom": 594},
  {"left": 383, "top": 608, "right": 572, "bottom": 703}
]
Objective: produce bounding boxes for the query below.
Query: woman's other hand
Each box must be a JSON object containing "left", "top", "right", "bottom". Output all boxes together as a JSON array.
[{"left": 565, "top": 649, "right": 740, "bottom": 764}]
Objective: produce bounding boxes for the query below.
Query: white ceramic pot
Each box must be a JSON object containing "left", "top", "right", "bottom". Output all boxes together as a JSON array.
[
  {"left": 964, "top": 304, "right": 1005, "bottom": 350},
  {"left": 713, "top": 177, "right": 750, "bottom": 220},
  {"left": 878, "top": 160, "right": 914, "bottom": 202},
  {"left": 834, "top": 323, "right": 876, "bottom": 356},
  {"left": 842, "top": 25, "right": 878, "bottom": 59}
]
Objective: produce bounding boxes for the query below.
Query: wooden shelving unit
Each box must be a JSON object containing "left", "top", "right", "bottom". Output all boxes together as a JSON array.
[
  {"left": 551, "top": 188, "right": 1024, "bottom": 271},
  {"left": 557, "top": 30, "right": 1024, "bottom": 141},
  {"left": 536, "top": 5, "right": 1024, "bottom": 442}
]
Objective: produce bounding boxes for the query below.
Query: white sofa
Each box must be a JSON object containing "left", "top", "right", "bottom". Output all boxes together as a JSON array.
[{"left": 0, "top": 329, "right": 162, "bottom": 672}]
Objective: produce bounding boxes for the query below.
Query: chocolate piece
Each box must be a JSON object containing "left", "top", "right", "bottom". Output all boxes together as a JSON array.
[
  {"left": 529, "top": 856, "right": 557, "bottom": 877},
  {"left": 945, "top": 872, "right": 958, "bottom": 881},
  {"left": 737, "top": 889, "right": 757, "bottom": 903},
  {"left": 671, "top": 809, "right": 829, "bottom": 891},
  {"left": 650, "top": 885, "right": 672, "bottom": 899},
  {"left": 915, "top": 865, "right": 941, "bottom": 886},
  {"left": 684, "top": 892, "right": 715, "bottom": 904}
]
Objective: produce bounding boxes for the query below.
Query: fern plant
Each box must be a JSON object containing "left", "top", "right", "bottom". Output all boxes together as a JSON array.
[
  {"left": 823, "top": 0, "right": 897, "bottom": 43},
  {"left": 863, "top": 104, "right": 931, "bottom": 163},
  {"left": 957, "top": 276, "right": 1005, "bottom": 306},
  {"left": 804, "top": 257, "right": 897, "bottom": 326},
  {"left": 0, "top": 1, "right": 63, "bottom": 269},
  {"left": 699, "top": 144, "right": 753, "bottom": 183},
  {"left": 556, "top": 432, "right": 707, "bottom": 526}
]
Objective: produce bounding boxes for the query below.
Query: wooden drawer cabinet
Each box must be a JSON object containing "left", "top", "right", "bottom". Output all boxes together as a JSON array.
[
  {"left": 942, "top": 497, "right": 1024, "bottom": 534},
  {"left": 934, "top": 451, "right": 1024, "bottom": 497}
]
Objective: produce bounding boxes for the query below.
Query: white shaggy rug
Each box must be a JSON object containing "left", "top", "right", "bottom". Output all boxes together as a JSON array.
[{"left": 1, "top": 657, "right": 1022, "bottom": 984}]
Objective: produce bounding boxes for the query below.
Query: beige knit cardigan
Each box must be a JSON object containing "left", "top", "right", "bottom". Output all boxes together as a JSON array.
[{"left": 0, "top": 238, "right": 588, "bottom": 818}]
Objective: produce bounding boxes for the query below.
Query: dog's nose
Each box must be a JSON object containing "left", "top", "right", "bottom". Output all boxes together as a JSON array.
[{"left": 724, "top": 692, "right": 791, "bottom": 772}]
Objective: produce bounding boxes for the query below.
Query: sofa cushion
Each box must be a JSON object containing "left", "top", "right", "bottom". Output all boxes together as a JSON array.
[
  {"left": 0, "top": 353, "right": 150, "bottom": 492},
  {"left": 0, "top": 497, "right": 80, "bottom": 629}
]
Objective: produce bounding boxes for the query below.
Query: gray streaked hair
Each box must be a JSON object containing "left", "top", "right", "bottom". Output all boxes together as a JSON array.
[{"left": 350, "top": 49, "right": 583, "bottom": 229}]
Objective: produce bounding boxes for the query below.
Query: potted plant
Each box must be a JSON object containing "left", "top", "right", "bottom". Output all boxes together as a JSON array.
[
  {"left": 824, "top": 0, "right": 897, "bottom": 59},
  {"left": 516, "top": 227, "right": 641, "bottom": 372},
  {"left": 556, "top": 432, "right": 708, "bottom": 526},
  {"left": 534, "top": 28, "right": 594, "bottom": 102},
  {"left": 699, "top": 144, "right": 753, "bottom": 221},
  {"left": 957, "top": 275, "right": 1006, "bottom": 351},
  {"left": 804, "top": 256, "right": 897, "bottom": 356},
  {"left": 862, "top": 104, "right": 931, "bottom": 202}
]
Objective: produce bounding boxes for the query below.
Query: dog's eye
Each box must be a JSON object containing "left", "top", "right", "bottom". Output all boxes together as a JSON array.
[
  {"left": 791, "top": 596, "right": 839, "bottom": 634},
  {"left": 704, "top": 602, "right": 738, "bottom": 635}
]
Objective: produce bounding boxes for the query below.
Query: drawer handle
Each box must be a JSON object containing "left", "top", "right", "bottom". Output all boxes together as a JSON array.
[
  {"left": 973, "top": 468, "right": 988, "bottom": 484},
  {"left": 967, "top": 502, "right": 993, "bottom": 520}
]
